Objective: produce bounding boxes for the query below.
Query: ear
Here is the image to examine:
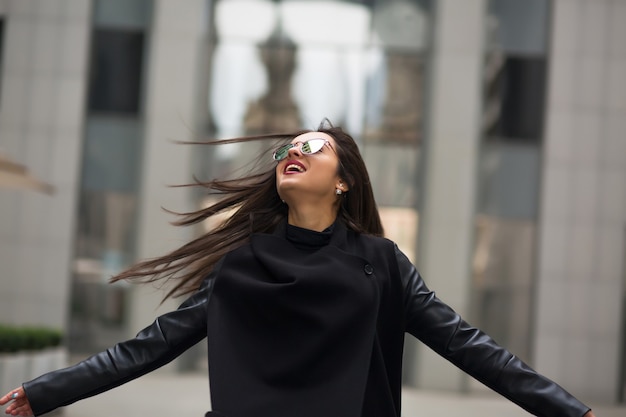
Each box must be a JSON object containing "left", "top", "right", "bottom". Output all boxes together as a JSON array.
[{"left": 336, "top": 179, "right": 349, "bottom": 193}]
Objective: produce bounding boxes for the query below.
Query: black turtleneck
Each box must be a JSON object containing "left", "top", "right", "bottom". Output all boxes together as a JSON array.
[{"left": 285, "top": 222, "right": 335, "bottom": 250}]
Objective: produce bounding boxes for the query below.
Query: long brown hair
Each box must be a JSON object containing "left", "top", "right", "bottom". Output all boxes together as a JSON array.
[{"left": 111, "top": 121, "right": 384, "bottom": 299}]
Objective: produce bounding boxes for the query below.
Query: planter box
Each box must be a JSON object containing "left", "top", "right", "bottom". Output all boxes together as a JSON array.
[
  {"left": 27, "top": 347, "right": 68, "bottom": 380},
  {"left": 1, "top": 347, "right": 68, "bottom": 397},
  {"left": 0, "top": 352, "right": 29, "bottom": 398}
]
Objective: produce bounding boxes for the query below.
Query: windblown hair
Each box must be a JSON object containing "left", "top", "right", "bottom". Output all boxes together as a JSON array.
[{"left": 110, "top": 121, "right": 384, "bottom": 300}]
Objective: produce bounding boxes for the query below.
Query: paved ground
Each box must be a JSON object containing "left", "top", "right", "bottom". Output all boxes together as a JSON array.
[{"left": 59, "top": 371, "right": 625, "bottom": 417}]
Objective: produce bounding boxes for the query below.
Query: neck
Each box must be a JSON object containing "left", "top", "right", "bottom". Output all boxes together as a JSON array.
[{"left": 287, "top": 205, "right": 337, "bottom": 232}]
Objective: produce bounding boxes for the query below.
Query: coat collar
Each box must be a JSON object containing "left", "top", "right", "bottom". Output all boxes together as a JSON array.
[{"left": 270, "top": 218, "right": 349, "bottom": 250}]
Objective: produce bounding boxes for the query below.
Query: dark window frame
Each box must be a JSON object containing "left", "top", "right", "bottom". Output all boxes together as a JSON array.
[
  {"left": 87, "top": 27, "right": 146, "bottom": 116},
  {"left": 484, "top": 54, "right": 547, "bottom": 142}
]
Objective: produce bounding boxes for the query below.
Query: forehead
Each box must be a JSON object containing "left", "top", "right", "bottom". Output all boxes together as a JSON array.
[{"left": 291, "top": 131, "right": 335, "bottom": 145}]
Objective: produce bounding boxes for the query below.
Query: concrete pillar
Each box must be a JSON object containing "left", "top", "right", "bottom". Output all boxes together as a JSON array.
[
  {"left": 534, "top": 0, "right": 626, "bottom": 403},
  {"left": 405, "top": 0, "right": 486, "bottom": 391},
  {"left": 125, "top": 0, "right": 206, "bottom": 354},
  {"left": 0, "top": 0, "right": 91, "bottom": 329}
]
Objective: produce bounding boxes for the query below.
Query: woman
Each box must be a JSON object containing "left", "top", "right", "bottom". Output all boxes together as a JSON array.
[{"left": 2, "top": 123, "right": 595, "bottom": 417}]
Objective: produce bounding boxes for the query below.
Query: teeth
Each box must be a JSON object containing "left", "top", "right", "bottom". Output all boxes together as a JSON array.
[{"left": 286, "top": 164, "right": 304, "bottom": 172}]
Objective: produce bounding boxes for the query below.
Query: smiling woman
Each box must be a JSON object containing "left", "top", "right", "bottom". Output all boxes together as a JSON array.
[{"left": 1, "top": 120, "right": 595, "bottom": 417}]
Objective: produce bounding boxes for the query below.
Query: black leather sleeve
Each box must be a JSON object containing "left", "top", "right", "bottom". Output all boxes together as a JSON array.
[
  {"left": 22, "top": 271, "right": 216, "bottom": 416},
  {"left": 397, "top": 246, "right": 591, "bottom": 417}
]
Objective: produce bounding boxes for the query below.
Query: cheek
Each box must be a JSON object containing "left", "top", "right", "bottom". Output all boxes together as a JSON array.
[{"left": 326, "top": 159, "right": 341, "bottom": 181}]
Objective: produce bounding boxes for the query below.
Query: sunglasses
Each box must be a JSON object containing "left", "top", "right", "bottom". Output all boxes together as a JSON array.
[{"left": 272, "top": 139, "right": 331, "bottom": 161}]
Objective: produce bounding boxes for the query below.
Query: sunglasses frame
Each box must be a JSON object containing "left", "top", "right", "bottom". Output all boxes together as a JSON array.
[{"left": 272, "top": 138, "right": 331, "bottom": 161}]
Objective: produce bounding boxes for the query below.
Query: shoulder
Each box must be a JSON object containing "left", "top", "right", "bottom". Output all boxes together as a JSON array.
[
  {"left": 218, "top": 241, "right": 257, "bottom": 270},
  {"left": 347, "top": 231, "right": 417, "bottom": 277},
  {"left": 348, "top": 228, "right": 395, "bottom": 248},
  {"left": 347, "top": 230, "right": 398, "bottom": 260}
]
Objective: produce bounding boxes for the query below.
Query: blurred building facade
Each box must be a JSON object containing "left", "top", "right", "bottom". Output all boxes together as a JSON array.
[{"left": 0, "top": 0, "right": 624, "bottom": 405}]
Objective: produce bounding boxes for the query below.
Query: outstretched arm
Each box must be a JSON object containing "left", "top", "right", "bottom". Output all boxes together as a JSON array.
[
  {"left": 1, "top": 270, "right": 216, "bottom": 417},
  {"left": 396, "top": 246, "right": 593, "bottom": 417}
]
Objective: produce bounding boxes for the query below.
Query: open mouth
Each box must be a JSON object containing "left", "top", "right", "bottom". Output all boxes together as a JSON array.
[{"left": 284, "top": 161, "right": 306, "bottom": 174}]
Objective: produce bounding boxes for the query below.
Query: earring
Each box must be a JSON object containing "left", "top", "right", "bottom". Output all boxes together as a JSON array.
[{"left": 336, "top": 189, "right": 342, "bottom": 195}]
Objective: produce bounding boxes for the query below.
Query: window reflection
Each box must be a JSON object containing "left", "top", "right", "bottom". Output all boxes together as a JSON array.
[
  {"left": 483, "top": 0, "right": 548, "bottom": 143},
  {"left": 472, "top": 215, "right": 535, "bottom": 358},
  {"left": 470, "top": 0, "right": 550, "bottom": 372},
  {"left": 70, "top": 0, "right": 152, "bottom": 354},
  {"left": 202, "top": 0, "right": 431, "bottom": 253},
  {"left": 209, "top": 0, "right": 276, "bottom": 139},
  {"left": 281, "top": 1, "right": 371, "bottom": 132},
  {"left": 88, "top": 29, "right": 145, "bottom": 114}
]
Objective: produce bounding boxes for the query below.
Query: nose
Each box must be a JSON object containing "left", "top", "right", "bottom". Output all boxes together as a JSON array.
[{"left": 287, "top": 142, "right": 303, "bottom": 158}]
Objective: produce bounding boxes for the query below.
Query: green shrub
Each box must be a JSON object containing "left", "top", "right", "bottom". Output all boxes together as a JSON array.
[{"left": 0, "top": 325, "right": 63, "bottom": 353}]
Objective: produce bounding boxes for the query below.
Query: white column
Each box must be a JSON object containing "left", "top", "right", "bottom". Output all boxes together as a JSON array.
[
  {"left": 0, "top": 0, "right": 91, "bottom": 329},
  {"left": 126, "top": 0, "right": 206, "bottom": 351},
  {"left": 406, "top": 0, "right": 486, "bottom": 391},
  {"left": 534, "top": 0, "right": 626, "bottom": 403}
]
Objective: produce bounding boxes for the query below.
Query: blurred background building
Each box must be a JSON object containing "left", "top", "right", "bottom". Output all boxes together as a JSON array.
[{"left": 0, "top": 0, "right": 624, "bottom": 405}]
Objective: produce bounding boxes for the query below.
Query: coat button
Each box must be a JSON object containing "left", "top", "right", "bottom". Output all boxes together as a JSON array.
[{"left": 364, "top": 264, "right": 374, "bottom": 275}]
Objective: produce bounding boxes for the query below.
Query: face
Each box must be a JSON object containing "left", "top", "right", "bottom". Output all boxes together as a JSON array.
[{"left": 275, "top": 132, "right": 346, "bottom": 205}]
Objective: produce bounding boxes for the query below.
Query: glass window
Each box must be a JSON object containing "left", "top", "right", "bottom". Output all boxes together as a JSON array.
[
  {"left": 88, "top": 29, "right": 146, "bottom": 115},
  {"left": 483, "top": 0, "right": 549, "bottom": 143},
  {"left": 198, "top": 0, "right": 432, "bottom": 260},
  {"left": 93, "top": 0, "right": 152, "bottom": 28},
  {"left": 487, "top": 0, "right": 549, "bottom": 55},
  {"left": 70, "top": 0, "right": 152, "bottom": 354},
  {"left": 484, "top": 56, "right": 546, "bottom": 141},
  {"left": 469, "top": 0, "right": 551, "bottom": 370}
]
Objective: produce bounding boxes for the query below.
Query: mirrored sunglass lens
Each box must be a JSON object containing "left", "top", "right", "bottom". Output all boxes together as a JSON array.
[
  {"left": 301, "top": 139, "right": 325, "bottom": 154},
  {"left": 273, "top": 139, "right": 326, "bottom": 160},
  {"left": 273, "top": 144, "right": 293, "bottom": 160}
]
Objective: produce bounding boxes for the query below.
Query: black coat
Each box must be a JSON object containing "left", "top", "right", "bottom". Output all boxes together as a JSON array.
[{"left": 23, "top": 221, "right": 590, "bottom": 417}]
